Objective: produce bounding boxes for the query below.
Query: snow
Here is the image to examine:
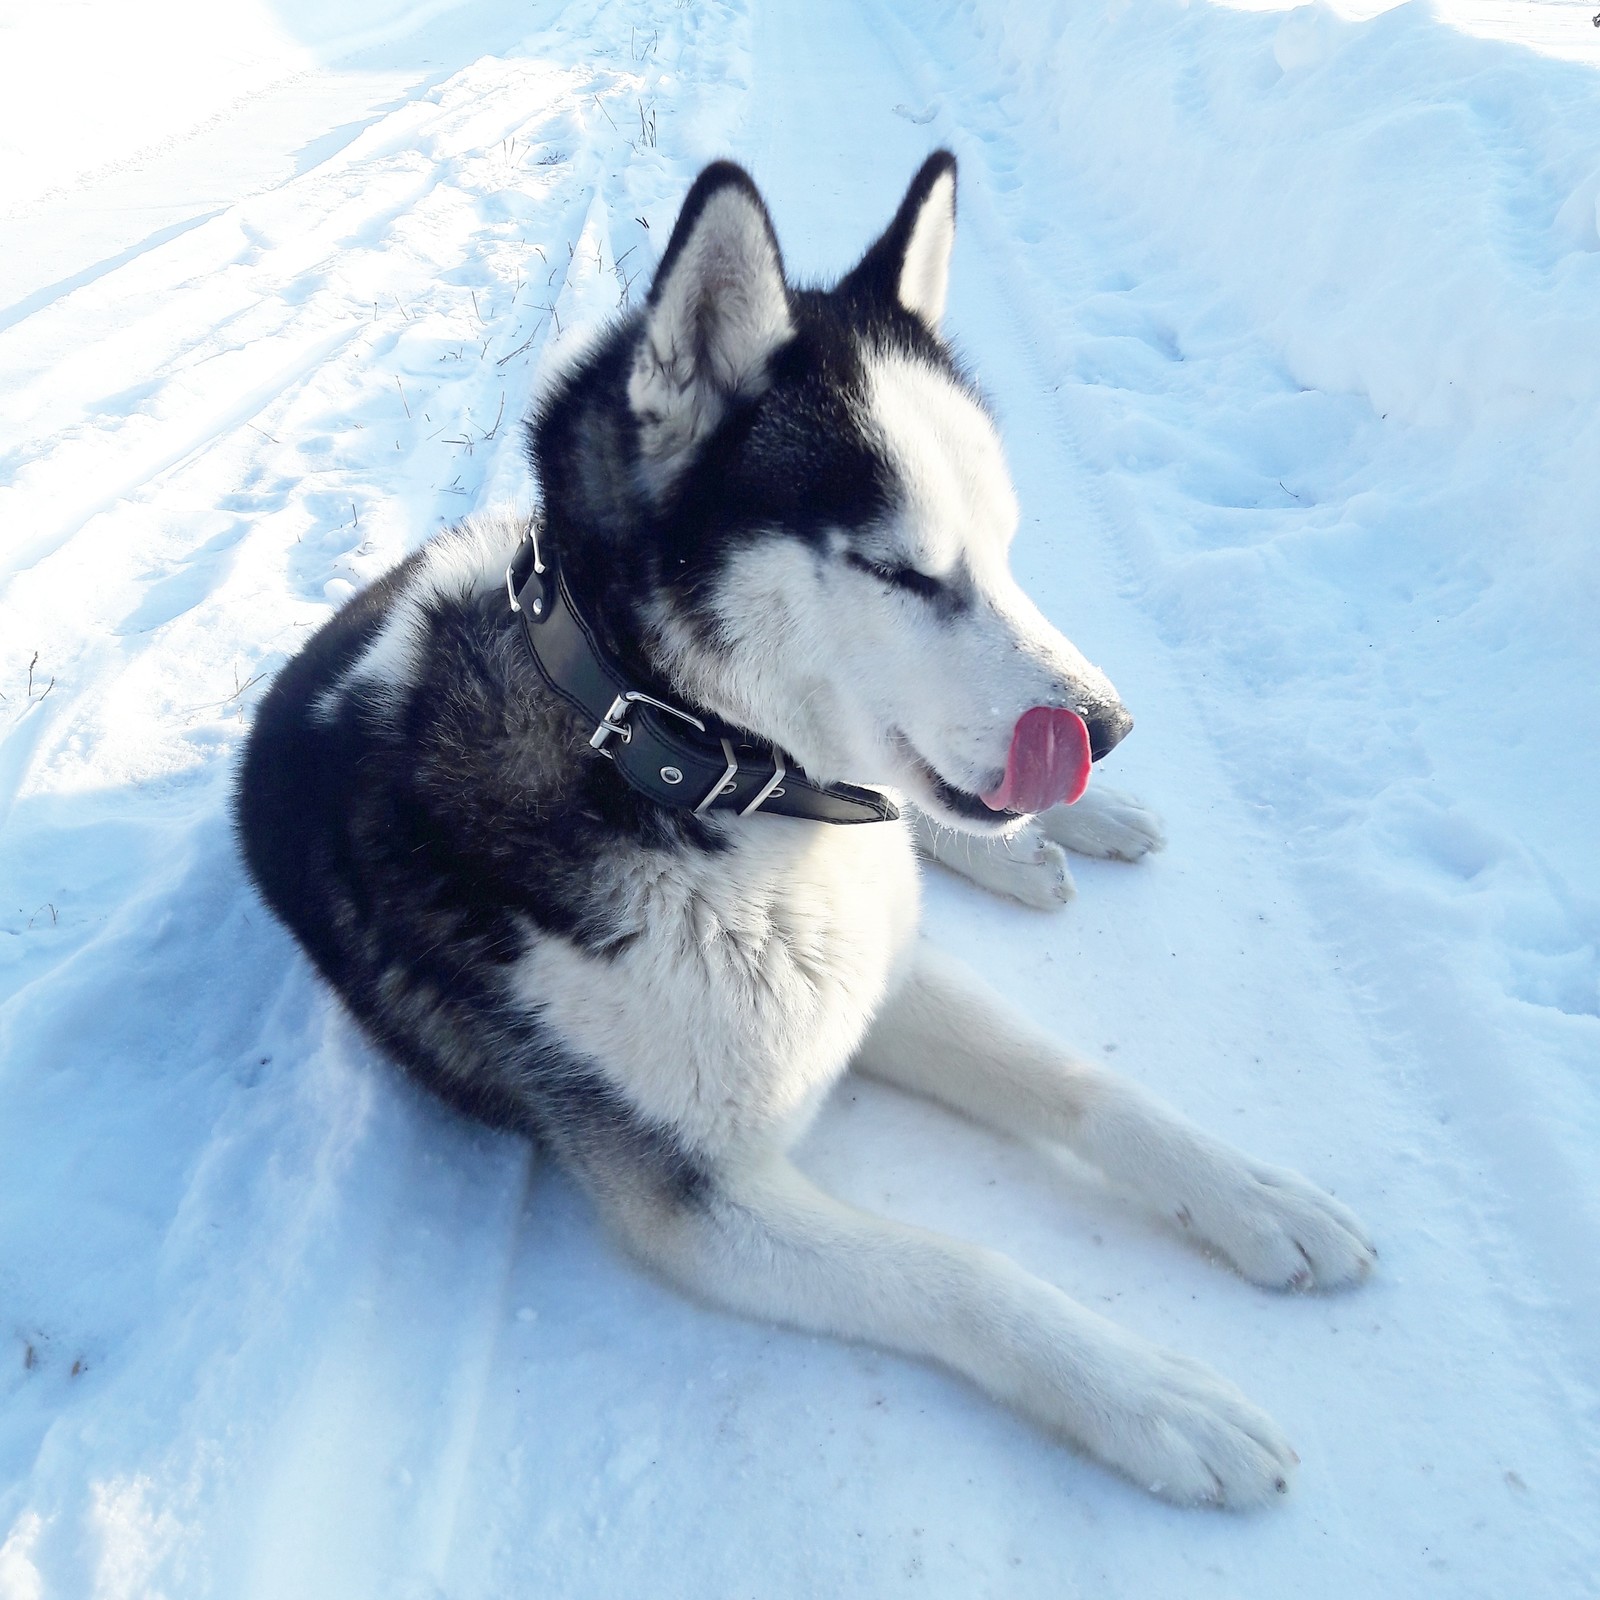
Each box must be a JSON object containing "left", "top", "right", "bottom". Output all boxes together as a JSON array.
[{"left": 2, "top": 0, "right": 1597, "bottom": 1593}]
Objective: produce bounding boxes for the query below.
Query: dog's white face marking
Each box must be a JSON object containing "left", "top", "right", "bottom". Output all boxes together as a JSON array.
[
  {"left": 653, "top": 352, "right": 1121, "bottom": 830},
  {"left": 863, "top": 350, "right": 1016, "bottom": 577}
]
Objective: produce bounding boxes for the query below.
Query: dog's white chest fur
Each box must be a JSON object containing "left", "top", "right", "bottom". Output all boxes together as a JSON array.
[{"left": 511, "top": 815, "right": 921, "bottom": 1156}]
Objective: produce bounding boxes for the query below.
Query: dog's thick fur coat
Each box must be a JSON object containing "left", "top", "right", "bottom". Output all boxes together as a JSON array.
[{"left": 236, "top": 154, "right": 1374, "bottom": 1506}]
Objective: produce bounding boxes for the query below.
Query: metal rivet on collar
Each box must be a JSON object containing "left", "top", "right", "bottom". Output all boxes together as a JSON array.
[{"left": 660, "top": 766, "right": 683, "bottom": 785}]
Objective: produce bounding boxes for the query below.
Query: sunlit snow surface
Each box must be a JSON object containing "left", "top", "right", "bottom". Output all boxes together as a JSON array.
[{"left": 2, "top": 1, "right": 1598, "bottom": 1594}]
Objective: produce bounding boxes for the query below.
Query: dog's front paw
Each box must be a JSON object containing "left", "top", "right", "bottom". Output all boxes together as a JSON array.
[
  {"left": 1074, "top": 1339, "right": 1297, "bottom": 1507},
  {"left": 1176, "top": 1159, "right": 1376, "bottom": 1292},
  {"left": 920, "top": 819, "right": 1079, "bottom": 910},
  {"left": 977, "top": 828, "right": 1078, "bottom": 910},
  {"left": 1037, "top": 785, "right": 1166, "bottom": 861}
]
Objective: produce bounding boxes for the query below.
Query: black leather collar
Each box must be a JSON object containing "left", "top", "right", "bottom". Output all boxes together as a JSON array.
[{"left": 507, "top": 525, "right": 899, "bottom": 826}]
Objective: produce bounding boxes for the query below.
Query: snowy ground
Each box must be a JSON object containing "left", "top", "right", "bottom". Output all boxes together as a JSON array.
[{"left": 3, "top": 0, "right": 1598, "bottom": 1594}]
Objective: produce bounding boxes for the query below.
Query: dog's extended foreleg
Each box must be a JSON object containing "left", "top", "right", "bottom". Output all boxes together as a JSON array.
[
  {"left": 1033, "top": 784, "right": 1166, "bottom": 861},
  {"left": 908, "top": 806, "right": 1078, "bottom": 909},
  {"left": 601, "top": 1152, "right": 1296, "bottom": 1507},
  {"left": 909, "top": 788, "right": 1165, "bottom": 911},
  {"left": 855, "top": 943, "right": 1375, "bottom": 1291}
]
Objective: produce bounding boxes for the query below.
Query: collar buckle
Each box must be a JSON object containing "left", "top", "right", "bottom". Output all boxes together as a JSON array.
[{"left": 589, "top": 689, "right": 708, "bottom": 758}]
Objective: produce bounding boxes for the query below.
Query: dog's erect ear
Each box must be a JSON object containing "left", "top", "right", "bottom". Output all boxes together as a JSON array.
[
  {"left": 628, "top": 162, "right": 793, "bottom": 490},
  {"left": 839, "top": 151, "right": 957, "bottom": 328}
]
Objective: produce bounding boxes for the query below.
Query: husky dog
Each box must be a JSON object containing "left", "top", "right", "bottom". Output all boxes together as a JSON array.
[{"left": 236, "top": 153, "right": 1373, "bottom": 1507}]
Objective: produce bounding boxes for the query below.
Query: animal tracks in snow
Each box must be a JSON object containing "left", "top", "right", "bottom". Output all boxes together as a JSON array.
[{"left": 0, "top": 20, "right": 734, "bottom": 811}]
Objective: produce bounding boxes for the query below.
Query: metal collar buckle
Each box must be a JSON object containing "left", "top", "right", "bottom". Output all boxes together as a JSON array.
[{"left": 589, "top": 690, "right": 707, "bottom": 758}]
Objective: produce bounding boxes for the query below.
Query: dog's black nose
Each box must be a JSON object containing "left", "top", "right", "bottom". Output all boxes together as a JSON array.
[{"left": 1086, "top": 703, "right": 1133, "bottom": 762}]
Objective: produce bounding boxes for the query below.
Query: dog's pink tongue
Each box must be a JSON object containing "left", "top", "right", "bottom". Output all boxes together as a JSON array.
[{"left": 982, "top": 707, "right": 1092, "bottom": 814}]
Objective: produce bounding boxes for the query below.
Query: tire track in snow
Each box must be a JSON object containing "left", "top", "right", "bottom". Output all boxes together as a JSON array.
[
  {"left": 723, "top": 1, "right": 1600, "bottom": 1593},
  {"left": 0, "top": 3, "right": 769, "bottom": 1593},
  {"left": 865, "top": 0, "right": 1600, "bottom": 1416},
  {"left": 859, "top": 0, "right": 1600, "bottom": 1585},
  {"left": 0, "top": 46, "right": 667, "bottom": 817},
  {"left": 1, "top": 321, "right": 364, "bottom": 582}
]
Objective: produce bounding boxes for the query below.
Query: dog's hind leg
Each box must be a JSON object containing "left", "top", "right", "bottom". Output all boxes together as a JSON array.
[
  {"left": 596, "top": 1147, "right": 1296, "bottom": 1507},
  {"left": 854, "top": 943, "right": 1375, "bottom": 1292}
]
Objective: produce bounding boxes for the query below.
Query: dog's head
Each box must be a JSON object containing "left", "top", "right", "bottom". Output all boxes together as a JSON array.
[{"left": 531, "top": 154, "right": 1131, "bottom": 832}]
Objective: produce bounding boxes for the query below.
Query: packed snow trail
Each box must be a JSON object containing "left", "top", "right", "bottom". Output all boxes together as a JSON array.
[{"left": 2, "top": 1, "right": 1598, "bottom": 1596}]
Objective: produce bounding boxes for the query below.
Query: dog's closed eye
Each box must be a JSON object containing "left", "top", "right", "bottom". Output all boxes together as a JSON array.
[{"left": 846, "top": 552, "right": 944, "bottom": 600}]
